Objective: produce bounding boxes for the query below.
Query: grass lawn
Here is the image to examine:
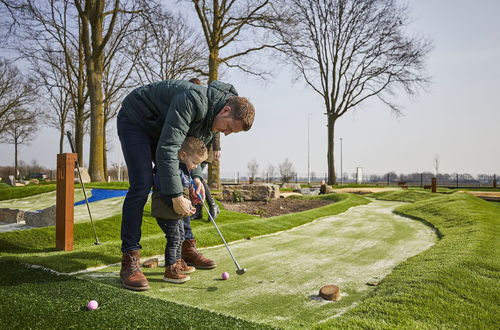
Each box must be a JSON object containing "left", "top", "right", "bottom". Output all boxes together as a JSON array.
[
  {"left": 320, "top": 192, "right": 500, "bottom": 329},
  {"left": 0, "top": 183, "right": 57, "bottom": 201},
  {"left": 1, "top": 189, "right": 498, "bottom": 328}
]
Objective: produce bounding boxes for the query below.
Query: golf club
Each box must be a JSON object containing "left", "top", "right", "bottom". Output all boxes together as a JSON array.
[
  {"left": 193, "top": 180, "right": 246, "bottom": 274},
  {"left": 66, "top": 131, "right": 100, "bottom": 245}
]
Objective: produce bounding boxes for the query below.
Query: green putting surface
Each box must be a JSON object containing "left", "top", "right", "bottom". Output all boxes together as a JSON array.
[{"left": 80, "top": 200, "right": 437, "bottom": 328}]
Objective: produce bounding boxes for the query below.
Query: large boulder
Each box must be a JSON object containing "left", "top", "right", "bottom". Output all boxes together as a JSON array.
[
  {"left": 0, "top": 208, "right": 25, "bottom": 224},
  {"left": 24, "top": 205, "right": 57, "bottom": 227},
  {"left": 223, "top": 184, "right": 280, "bottom": 201},
  {"left": 6, "top": 175, "right": 16, "bottom": 187},
  {"left": 75, "top": 167, "right": 91, "bottom": 183},
  {"left": 281, "top": 183, "right": 301, "bottom": 190},
  {"left": 293, "top": 188, "right": 320, "bottom": 196}
]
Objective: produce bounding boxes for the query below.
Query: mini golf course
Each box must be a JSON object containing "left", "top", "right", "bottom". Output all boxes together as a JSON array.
[
  {"left": 0, "top": 188, "right": 499, "bottom": 329},
  {"left": 81, "top": 200, "right": 437, "bottom": 328}
]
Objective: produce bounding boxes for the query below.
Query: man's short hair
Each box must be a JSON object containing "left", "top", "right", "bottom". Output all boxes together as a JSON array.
[
  {"left": 180, "top": 136, "right": 208, "bottom": 160},
  {"left": 189, "top": 78, "right": 202, "bottom": 85},
  {"left": 225, "top": 96, "right": 255, "bottom": 131}
]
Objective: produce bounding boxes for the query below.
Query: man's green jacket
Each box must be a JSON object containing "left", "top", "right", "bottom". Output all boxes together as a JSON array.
[{"left": 121, "top": 79, "right": 238, "bottom": 197}]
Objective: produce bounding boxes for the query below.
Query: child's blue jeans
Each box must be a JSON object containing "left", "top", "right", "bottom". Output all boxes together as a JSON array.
[{"left": 156, "top": 218, "right": 185, "bottom": 266}]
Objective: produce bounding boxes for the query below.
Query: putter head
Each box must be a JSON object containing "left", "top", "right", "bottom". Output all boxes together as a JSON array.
[{"left": 236, "top": 268, "right": 247, "bottom": 275}]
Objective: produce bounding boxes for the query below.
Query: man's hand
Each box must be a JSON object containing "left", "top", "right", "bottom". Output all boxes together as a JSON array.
[
  {"left": 172, "top": 196, "right": 195, "bottom": 216},
  {"left": 193, "top": 177, "right": 206, "bottom": 200},
  {"left": 214, "top": 150, "right": 222, "bottom": 160}
]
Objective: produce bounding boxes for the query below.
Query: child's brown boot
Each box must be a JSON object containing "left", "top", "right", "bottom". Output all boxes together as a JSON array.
[
  {"left": 178, "top": 259, "right": 196, "bottom": 274},
  {"left": 164, "top": 262, "right": 190, "bottom": 284}
]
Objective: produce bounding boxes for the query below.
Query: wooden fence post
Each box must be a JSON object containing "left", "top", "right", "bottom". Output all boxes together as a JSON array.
[{"left": 56, "top": 153, "right": 77, "bottom": 251}]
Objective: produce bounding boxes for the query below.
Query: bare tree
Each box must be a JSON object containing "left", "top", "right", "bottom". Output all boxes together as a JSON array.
[
  {"left": 247, "top": 158, "right": 259, "bottom": 180},
  {"left": 0, "top": 58, "right": 38, "bottom": 137},
  {"left": 0, "top": 109, "right": 38, "bottom": 179},
  {"left": 279, "top": 158, "right": 295, "bottom": 183},
  {"left": 29, "top": 51, "right": 73, "bottom": 153},
  {"left": 188, "top": 0, "right": 291, "bottom": 189},
  {"left": 433, "top": 154, "right": 439, "bottom": 177},
  {"left": 278, "top": 0, "right": 431, "bottom": 184},
  {"left": 267, "top": 164, "right": 275, "bottom": 182},
  {"left": 74, "top": 0, "right": 142, "bottom": 181},
  {"left": 131, "top": 8, "right": 206, "bottom": 85},
  {"left": 12, "top": 0, "right": 90, "bottom": 164}
]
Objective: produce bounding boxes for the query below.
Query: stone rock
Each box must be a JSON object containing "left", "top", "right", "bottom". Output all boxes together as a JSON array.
[
  {"left": 75, "top": 167, "right": 91, "bottom": 183},
  {"left": 30, "top": 179, "right": 40, "bottom": 185},
  {"left": 6, "top": 175, "right": 16, "bottom": 187},
  {"left": 326, "top": 185, "right": 334, "bottom": 193},
  {"left": 0, "top": 208, "right": 25, "bottom": 224},
  {"left": 293, "top": 188, "right": 320, "bottom": 196},
  {"left": 24, "top": 205, "right": 57, "bottom": 227},
  {"left": 319, "top": 285, "right": 341, "bottom": 301},
  {"left": 223, "top": 184, "right": 280, "bottom": 201},
  {"left": 281, "top": 183, "right": 301, "bottom": 190}
]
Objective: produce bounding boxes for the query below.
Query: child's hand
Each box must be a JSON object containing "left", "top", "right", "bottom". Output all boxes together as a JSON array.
[{"left": 189, "top": 187, "right": 202, "bottom": 205}]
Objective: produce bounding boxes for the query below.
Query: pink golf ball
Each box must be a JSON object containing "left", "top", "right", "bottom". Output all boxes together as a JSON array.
[
  {"left": 221, "top": 272, "right": 230, "bottom": 280},
  {"left": 87, "top": 300, "right": 98, "bottom": 310}
]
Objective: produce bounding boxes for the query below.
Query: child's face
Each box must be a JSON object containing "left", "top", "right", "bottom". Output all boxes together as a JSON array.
[{"left": 179, "top": 151, "right": 205, "bottom": 171}]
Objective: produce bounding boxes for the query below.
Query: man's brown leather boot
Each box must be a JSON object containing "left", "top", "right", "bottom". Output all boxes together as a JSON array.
[
  {"left": 120, "top": 250, "right": 150, "bottom": 291},
  {"left": 182, "top": 239, "right": 217, "bottom": 269}
]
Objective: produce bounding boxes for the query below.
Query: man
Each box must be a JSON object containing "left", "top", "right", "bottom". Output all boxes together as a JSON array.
[{"left": 117, "top": 79, "right": 255, "bottom": 291}]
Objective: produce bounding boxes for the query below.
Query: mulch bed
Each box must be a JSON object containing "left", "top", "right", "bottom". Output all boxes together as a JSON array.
[{"left": 220, "top": 198, "right": 334, "bottom": 218}]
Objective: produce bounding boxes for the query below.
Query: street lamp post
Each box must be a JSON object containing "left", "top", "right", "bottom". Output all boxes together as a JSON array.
[
  {"left": 307, "top": 113, "right": 312, "bottom": 184},
  {"left": 340, "top": 137, "right": 343, "bottom": 185}
]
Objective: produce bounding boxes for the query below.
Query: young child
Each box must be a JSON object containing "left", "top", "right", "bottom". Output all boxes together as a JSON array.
[{"left": 151, "top": 136, "right": 208, "bottom": 283}]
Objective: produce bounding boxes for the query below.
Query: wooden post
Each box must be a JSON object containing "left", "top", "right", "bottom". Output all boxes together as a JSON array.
[
  {"left": 56, "top": 153, "right": 77, "bottom": 251},
  {"left": 431, "top": 177, "right": 437, "bottom": 193}
]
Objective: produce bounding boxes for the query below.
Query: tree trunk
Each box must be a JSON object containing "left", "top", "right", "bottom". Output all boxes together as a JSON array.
[
  {"left": 207, "top": 50, "right": 221, "bottom": 189},
  {"left": 75, "top": 114, "right": 85, "bottom": 164},
  {"left": 103, "top": 123, "right": 108, "bottom": 180},
  {"left": 327, "top": 115, "right": 337, "bottom": 185},
  {"left": 14, "top": 139, "right": 18, "bottom": 180},
  {"left": 87, "top": 60, "right": 105, "bottom": 182},
  {"left": 59, "top": 128, "right": 64, "bottom": 154},
  {"left": 86, "top": 2, "right": 105, "bottom": 182}
]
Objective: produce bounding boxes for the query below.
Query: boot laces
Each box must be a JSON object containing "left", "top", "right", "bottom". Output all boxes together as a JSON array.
[{"left": 129, "top": 255, "right": 141, "bottom": 273}]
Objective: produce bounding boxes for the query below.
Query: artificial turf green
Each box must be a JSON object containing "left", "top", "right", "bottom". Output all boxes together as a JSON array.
[
  {"left": 0, "top": 184, "right": 56, "bottom": 201},
  {"left": 0, "top": 260, "right": 270, "bottom": 329},
  {"left": 0, "top": 193, "right": 368, "bottom": 272},
  {"left": 367, "top": 189, "right": 437, "bottom": 202},
  {"left": 85, "top": 181, "right": 130, "bottom": 189},
  {"left": 318, "top": 192, "right": 500, "bottom": 329}
]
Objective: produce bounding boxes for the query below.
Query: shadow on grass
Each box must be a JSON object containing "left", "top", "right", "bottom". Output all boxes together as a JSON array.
[
  {"left": 0, "top": 238, "right": 57, "bottom": 254},
  {"left": 3, "top": 250, "right": 120, "bottom": 274}
]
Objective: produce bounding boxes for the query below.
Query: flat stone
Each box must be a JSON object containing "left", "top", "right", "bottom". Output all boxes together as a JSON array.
[
  {"left": 319, "top": 285, "right": 341, "bottom": 301},
  {"left": 293, "top": 188, "right": 320, "bottom": 196},
  {"left": 281, "top": 183, "right": 301, "bottom": 190},
  {"left": 24, "top": 206, "right": 56, "bottom": 227},
  {"left": 0, "top": 208, "right": 25, "bottom": 224}
]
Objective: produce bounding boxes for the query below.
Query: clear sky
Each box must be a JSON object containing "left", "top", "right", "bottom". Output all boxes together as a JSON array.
[{"left": 1, "top": 0, "right": 499, "bottom": 179}]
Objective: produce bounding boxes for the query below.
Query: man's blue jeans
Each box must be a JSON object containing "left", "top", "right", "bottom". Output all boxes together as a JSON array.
[{"left": 117, "top": 110, "right": 155, "bottom": 252}]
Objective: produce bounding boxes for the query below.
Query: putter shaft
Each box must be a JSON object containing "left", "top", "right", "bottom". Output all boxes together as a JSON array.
[{"left": 200, "top": 197, "right": 244, "bottom": 272}]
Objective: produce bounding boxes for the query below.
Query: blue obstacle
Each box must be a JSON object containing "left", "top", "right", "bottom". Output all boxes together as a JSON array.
[{"left": 74, "top": 188, "right": 128, "bottom": 206}]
